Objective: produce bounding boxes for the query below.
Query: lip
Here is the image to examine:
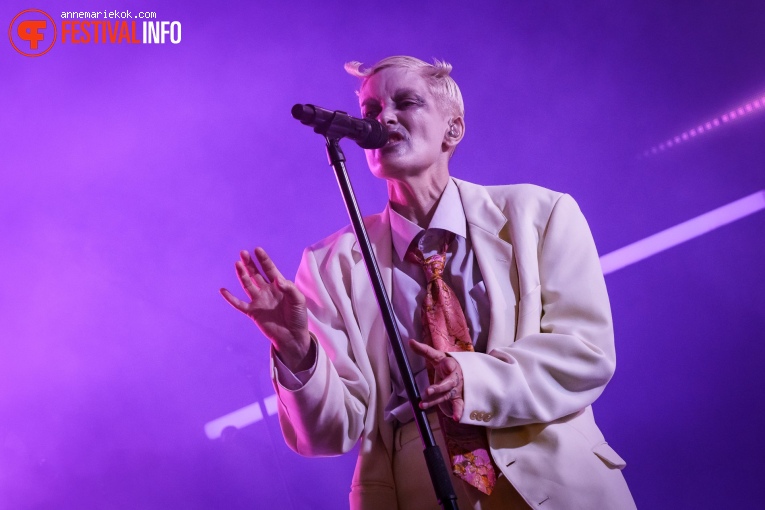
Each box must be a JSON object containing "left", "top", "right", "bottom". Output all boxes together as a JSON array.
[{"left": 385, "top": 131, "right": 405, "bottom": 145}]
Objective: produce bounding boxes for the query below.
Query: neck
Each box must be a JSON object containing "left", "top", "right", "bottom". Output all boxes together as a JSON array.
[{"left": 387, "top": 169, "right": 450, "bottom": 227}]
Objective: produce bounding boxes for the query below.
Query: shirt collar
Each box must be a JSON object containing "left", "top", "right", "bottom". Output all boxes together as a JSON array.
[{"left": 388, "top": 178, "right": 467, "bottom": 261}]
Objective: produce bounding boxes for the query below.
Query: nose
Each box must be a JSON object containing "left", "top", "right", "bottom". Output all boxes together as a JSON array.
[{"left": 378, "top": 104, "right": 397, "bottom": 126}]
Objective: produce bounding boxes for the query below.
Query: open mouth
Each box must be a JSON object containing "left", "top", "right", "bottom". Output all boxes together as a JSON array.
[{"left": 386, "top": 132, "right": 405, "bottom": 145}]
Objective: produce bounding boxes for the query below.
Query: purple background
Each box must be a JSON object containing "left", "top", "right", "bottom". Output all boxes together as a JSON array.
[{"left": 2, "top": 1, "right": 764, "bottom": 508}]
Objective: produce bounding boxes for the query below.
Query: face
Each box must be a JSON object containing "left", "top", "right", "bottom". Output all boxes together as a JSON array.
[{"left": 358, "top": 67, "right": 453, "bottom": 180}]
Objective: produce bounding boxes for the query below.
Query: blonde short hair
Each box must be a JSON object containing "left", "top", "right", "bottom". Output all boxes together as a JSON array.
[{"left": 344, "top": 56, "right": 464, "bottom": 119}]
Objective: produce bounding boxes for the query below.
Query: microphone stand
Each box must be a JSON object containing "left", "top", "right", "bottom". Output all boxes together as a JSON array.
[{"left": 321, "top": 135, "right": 460, "bottom": 510}]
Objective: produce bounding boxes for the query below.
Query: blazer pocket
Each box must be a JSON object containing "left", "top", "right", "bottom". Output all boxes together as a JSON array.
[
  {"left": 469, "top": 280, "right": 489, "bottom": 311},
  {"left": 468, "top": 281, "right": 491, "bottom": 341},
  {"left": 592, "top": 442, "right": 627, "bottom": 470}
]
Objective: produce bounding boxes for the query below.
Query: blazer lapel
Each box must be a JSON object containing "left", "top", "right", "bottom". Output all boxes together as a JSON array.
[
  {"left": 350, "top": 209, "right": 394, "bottom": 454},
  {"left": 454, "top": 179, "right": 518, "bottom": 351}
]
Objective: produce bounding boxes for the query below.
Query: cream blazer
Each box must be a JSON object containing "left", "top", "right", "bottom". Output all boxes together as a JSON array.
[{"left": 271, "top": 178, "right": 636, "bottom": 509}]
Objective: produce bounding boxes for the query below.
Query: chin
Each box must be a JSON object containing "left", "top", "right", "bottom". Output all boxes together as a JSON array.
[
  {"left": 366, "top": 149, "right": 434, "bottom": 182},
  {"left": 367, "top": 154, "right": 409, "bottom": 178}
]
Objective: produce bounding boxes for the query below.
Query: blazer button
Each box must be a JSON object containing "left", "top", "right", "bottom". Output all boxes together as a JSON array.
[
  {"left": 470, "top": 411, "right": 478, "bottom": 420},
  {"left": 483, "top": 414, "right": 492, "bottom": 422}
]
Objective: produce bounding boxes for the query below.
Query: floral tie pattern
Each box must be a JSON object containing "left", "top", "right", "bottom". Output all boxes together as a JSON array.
[{"left": 408, "top": 233, "right": 498, "bottom": 495}]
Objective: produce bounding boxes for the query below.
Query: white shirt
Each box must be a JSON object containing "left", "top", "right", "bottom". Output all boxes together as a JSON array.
[
  {"left": 385, "top": 178, "right": 489, "bottom": 424},
  {"left": 275, "top": 179, "right": 490, "bottom": 426}
]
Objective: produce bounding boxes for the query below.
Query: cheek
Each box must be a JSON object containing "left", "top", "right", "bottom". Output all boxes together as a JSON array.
[
  {"left": 413, "top": 126, "right": 448, "bottom": 151},
  {"left": 365, "top": 150, "right": 384, "bottom": 176},
  {"left": 364, "top": 149, "right": 377, "bottom": 167}
]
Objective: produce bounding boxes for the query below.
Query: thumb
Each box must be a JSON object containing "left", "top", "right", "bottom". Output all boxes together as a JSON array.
[
  {"left": 277, "top": 277, "right": 305, "bottom": 305},
  {"left": 452, "top": 399, "right": 464, "bottom": 422}
]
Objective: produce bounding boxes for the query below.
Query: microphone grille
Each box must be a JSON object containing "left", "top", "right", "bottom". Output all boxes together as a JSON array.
[
  {"left": 357, "top": 120, "right": 388, "bottom": 149},
  {"left": 291, "top": 104, "right": 315, "bottom": 122}
]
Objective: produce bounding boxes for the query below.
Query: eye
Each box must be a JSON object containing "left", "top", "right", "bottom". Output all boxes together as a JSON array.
[{"left": 363, "top": 109, "right": 380, "bottom": 119}]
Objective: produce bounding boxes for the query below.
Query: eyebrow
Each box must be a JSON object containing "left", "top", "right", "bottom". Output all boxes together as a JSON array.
[
  {"left": 392, "top": 88, "right": 424, "bottom": 102},
  {"left": 361, "top": 88, "right": 426, "bottom": 108}
]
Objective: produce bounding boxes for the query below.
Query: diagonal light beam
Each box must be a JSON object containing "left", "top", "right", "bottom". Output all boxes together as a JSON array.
[
  {"left": 205, "top": 190, "right": 765, "bottom": 437},
  {"left": 641, "top": 93, "right": 765, "bottom": 158},
  {"left": 203, "top": 395, "right": 278, "bottom": 439},
  {"left": 600, "top": 190, "right": 765, "bottom": 275},
  {"left": 204, "top": 402, "right": 264, "bottom": 439}
]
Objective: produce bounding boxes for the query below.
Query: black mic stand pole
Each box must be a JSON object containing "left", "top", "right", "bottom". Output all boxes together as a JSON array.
[{"left": 322, "top": 136, "right": 460, "bottom": 510}]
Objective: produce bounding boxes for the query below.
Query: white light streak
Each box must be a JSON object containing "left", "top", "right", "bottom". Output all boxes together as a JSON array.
[
  {"left": 204, "top": 402, "right": 264, "bottom": 440},
  {"left": 263, "top": 394, "right": 278, "bottom": 416},
  {"left": 204, "top": 190, "right": 765, "bottom": 439},
  {"left": 600, "top": 190, "right": 765, "bottom": 274},
  {"left": 642, "top": 94, "right": 765, "bottom": 158}
]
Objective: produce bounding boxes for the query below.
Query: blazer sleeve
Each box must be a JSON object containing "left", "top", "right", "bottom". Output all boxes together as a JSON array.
[
  {"left": 450, "top": 193, "right": 615, "bottom": 427},
  {"left": 270, "top": 247, "right": 370, "bottom": 457}
]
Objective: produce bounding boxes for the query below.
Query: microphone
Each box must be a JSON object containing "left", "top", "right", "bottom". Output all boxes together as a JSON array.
[{"left": 291, "top": 104, "right": 388, "bottom": 149}]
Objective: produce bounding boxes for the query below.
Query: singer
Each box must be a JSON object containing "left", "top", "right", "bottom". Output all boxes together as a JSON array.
[{"left": 221, "top": 56, "right": 636, "bottom": 509}]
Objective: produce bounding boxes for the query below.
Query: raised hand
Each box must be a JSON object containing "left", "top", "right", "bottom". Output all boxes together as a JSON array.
[
  {"left": 220, "top": 247, "right": 311, "bottom": 371},
  {"left": 409, "top": 340, "right": 465, "bottom": 421}
]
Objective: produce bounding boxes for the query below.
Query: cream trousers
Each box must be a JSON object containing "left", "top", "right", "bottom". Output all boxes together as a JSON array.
[{"left": 392, "top": 412, "right": 531, "bottom": 510}]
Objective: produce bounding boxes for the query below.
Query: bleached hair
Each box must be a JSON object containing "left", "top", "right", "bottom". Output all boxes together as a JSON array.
[{"left": 344, "top": 56, "right": 464, "bottom": 119}]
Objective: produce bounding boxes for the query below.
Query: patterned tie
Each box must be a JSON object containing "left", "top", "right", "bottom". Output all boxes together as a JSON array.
[{"left": 408, "top": 232, "right": 498, "bottom": 495}]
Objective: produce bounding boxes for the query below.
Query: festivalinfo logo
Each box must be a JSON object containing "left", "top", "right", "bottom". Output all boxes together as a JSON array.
[{"left": 9, "top": 8, "right": 182, "bottom": 57}]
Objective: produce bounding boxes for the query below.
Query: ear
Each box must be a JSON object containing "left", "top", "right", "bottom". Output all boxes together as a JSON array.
[{"left": 443, "top": 116, "right": 465, "bottom": 151}]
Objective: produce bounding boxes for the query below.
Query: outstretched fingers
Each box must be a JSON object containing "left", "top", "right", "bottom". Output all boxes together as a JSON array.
[
  {"left": 219, "top": 287, "right": 249, "bottom": 313},
  {"left": 253, "top": 247, "right": 285, "bottom": 286},
  {"left": 235, "top": 259, "right": 262, "bottom": 298},
  {"left": 240, "top": 250, "right": 268, "bottom": 288}
]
